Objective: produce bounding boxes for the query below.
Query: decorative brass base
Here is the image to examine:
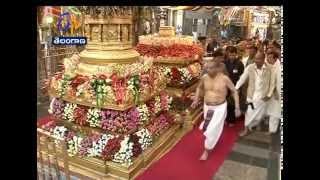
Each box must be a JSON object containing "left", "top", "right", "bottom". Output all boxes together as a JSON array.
[
  {"left": 79, "top": 49, "right": 140, "bottom": 65},
  {"left": 182, "top": 106, "right": 203, "bottom": 129}
]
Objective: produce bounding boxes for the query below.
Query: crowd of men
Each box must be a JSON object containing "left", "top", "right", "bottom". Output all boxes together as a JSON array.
[{"left": 192, "top": 37, "right": 282, "bottom": 160}]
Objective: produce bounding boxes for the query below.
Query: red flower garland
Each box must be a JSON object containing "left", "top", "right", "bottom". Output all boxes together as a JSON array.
[
  {"left": 136, "top": 43, "right": 203, "bottom": 58},
  {"left": 71, "top": 75, "right": 89, "bottom": 89},
  {"left": 171, "top": 67, "right": 181, "bottom": 81},
  {"left": 73, "top": 106, "right": 88, "bottom": 126},
  {"left": 111, "top": 74, "right": 127, "bottom": 104},
  {"left": 130, "top": 134, "right": 142, "bottom": 158},
  {"left": 101, "top": 137, "right": 122, "bottom": 161}
]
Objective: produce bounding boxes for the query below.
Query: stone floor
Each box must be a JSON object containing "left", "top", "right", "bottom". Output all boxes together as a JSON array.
[
  {"left": 37, "top": 95, "right": 280, "bottom": 180},
  {"left": 213, "top": 122, "right": 281, "bottom": 180}
]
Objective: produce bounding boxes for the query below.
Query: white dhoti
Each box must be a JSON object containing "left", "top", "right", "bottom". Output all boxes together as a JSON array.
[
  {"left": 199, "top": 102, "right": 227, "bottom": 150},
  {"left": 266, "top": 96, "right": 281, "bottom": 133},
  {"left": 245, "top": 99, "right": 267, "bottom": 129}
]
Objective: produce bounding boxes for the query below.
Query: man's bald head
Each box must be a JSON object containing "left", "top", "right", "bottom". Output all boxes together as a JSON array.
[
  {"left": 254, "top": 51, "right": 265, "bottom": 68},
  {"left": 206, "top": 61, "right": 224, "bottom": 77}
]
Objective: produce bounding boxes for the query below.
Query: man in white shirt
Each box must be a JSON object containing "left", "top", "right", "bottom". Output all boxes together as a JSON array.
[
  {"left": 239, "top": 44, "right": 257, "bottom": 115},
  {"left": 265, "top": 50, "right": 282, "bottom": 134},
  {"left": 235, "top": 51, "right": 275, "bottom": 136}
]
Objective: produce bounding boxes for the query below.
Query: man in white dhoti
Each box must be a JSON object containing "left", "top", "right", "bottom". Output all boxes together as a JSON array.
[
  {"left": 235, "top": 51, "right": 275, "bottom": 137},
  {"left": 191, "top": 61, "right": 241, "bottom": 160},
  {"left": 266, "top": 50, "right": 282, "bottom": 134}
]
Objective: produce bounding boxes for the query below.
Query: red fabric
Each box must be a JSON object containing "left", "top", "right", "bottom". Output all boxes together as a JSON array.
[{"left": 137, "top": 119, "right": 243, "bottom": 180}]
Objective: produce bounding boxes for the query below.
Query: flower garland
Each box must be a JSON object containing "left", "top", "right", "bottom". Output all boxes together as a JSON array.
[
  {"left": 126, "top": 108, "right": 140, "bottom": 128},
  {"left": 39, "top": 124, "right": 155, "bottom": 166},
  {"left": 135, "top": 128, "right": 152, "bottom": 151},
  {"left": 52, "top": 126, "right": 68, "bottom": 144},
  {"left": 65, "top": 132, "right": 83, "bottom": 157},
  {"left": 160, "top": 92, "right": 173, "bottom": 111},
  {"left": 49, "top": 98, "right": 65, "bottom": 120},
  {"left": 87, "top": 108, "right": 102, "bottom": 128},
  {"left": 161, "top": 63, "right": 201, "bottom": 86},
  {"left": 100, "top": 109, "right": 138, "bottom": 134},
  {"left": 135, "top": 43, "right": 203, "bottom": 59},
  {"left": 63, "top": 103, "right": 77, "bottom": 122},
  {"left": 101, "top": 137, "right": 122, "bottom": 161},
  {"left": 179, "top": 68, "right": 193, "bottom": 84},
  {"left": 147, "top": 113, "right": 174, "bottom": 136},
  {"left": 130, "top": 134, "right": 142, "bottom": 158},
  {"left": 111, "top": 74, "right": 127, "bottom": 104},
  {"left": 78, "top": 136, "right": 93, "bottom": 157},
  {"left": 57, "top": 74, "right": 72, "bottom": 97},
  {"left": 73, "top": 105, "right": 88, "bottom": 126},
  {"left": 112, "top": 136, "right": 134, "bottom": 166},
  {"left": 154, "top": 96, "right": 162, "bottom": 115},
  {"left": 170, "top": 67, "right": 181, "bottom": 82},
  {"left": 76, "top": 82, "right": 88, "bottom": 97},
  {"left": 88, "top": 134, "right": 114, "bottom": 157},
  {"left": 127, "top": 75, "right": 140, "bottom": 104},
  {"left": 162, "top": 67, "right": 172, "bottom": 78},
  {"left": 90, "top": 75, "right": 109, "bottom": 107},
  {"left": 137, "top": 104, "right": 150, "bottom": 125}
]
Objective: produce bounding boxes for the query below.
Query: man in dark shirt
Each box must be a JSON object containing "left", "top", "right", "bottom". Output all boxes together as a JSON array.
[
  {"left": 207, "top": 38, "right": 219, "bottom": 55},
  {"left": 224, "top": 46, "right": 244, "bottom": 127}
]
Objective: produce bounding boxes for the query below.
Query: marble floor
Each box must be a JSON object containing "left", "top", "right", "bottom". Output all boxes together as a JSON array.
[
  {"left": 213, "top": 122, "right": 281, "bottom": 180},
  {"left": 37, "top": 95, "right": 280, "bottom": 180}
]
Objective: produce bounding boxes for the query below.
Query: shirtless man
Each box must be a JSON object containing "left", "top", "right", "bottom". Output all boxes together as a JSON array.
[{"left": 191, "top": 61, "right": 241, "bottom": 160}]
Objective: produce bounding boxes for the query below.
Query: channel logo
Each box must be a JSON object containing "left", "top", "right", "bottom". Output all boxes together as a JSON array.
[
  {"left": 52, "top": 11, "right": 87, "bottom": 46},
  {"left": 52, "top": 37, "right": 87, "bottom": 45}
]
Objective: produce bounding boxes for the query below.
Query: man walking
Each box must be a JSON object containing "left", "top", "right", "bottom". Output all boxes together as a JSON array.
[
  {"left": 266, "top": 50, "right": 282, "bottom": 134},
  {"left": 191, "top": 61, "right": 241, "bottom": 160},
  {"left": 224, "top": 46, "right": 244, "bottom": 127},
  {"left": 235, "top": 51, "right": 275, "bottom": 136}
]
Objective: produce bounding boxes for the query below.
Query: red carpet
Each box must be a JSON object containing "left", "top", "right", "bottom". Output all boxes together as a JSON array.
[{"left": 137, "top": 120, "right": 243, "bottom": 180}]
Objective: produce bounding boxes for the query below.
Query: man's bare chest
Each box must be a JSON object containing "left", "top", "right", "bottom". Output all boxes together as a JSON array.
[{"left": 203, "top": 77, "right": 226, "bottom": 92}]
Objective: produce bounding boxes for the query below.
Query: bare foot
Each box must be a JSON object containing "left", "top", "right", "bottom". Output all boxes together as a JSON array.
[
  {"left": 228, "top": 123, "right": 235, "bottom": 127},
  {"left": 239, "top": 128, "right": 249, "bottom": 137},
  {"left": 199, "top": 151, "right": 209, "bottom": 161}
]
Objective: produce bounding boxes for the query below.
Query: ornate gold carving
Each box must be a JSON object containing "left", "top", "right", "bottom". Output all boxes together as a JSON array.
[
  {"left": 102, "top": 25, "right": 118, "bottom": 42},
  {"left": 84, "top": 24, "right": 91, "bottom": 40},
  {"left": 121, "top": 25, "right": 129, "bottom": 42},
  {"left": 91, "top": 25, "right": 101, "bottom": 42}
]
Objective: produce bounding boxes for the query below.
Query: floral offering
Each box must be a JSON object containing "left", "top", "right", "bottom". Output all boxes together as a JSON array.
[
  {"left": 137, "top": 104, "right": 150, "bottom": 125},
  {"left": 87, "top": 108, "right": 102, "bottom": 128},
  {"left": 73, "top": 105, "right": 88, "bottom": 126},
  {"left": 135, "top": 128, "right": 152, "bottom": 150},
  {"left": 57, "top": 75, "right": 72, "bottom": 97},
  {"left": 63, "top": 103, "right": 77, "bottom": 122},
  {"left": 66, "top": 133, "right": 83, "bottom": 157},
  {"left": 135, "top": 43, "right": 203, "bottom": 59},
  {"left": 49, "top": 98, "right": 65, "bottom": 120},
  {"left": 52, "top": 126, "right": 68, "bottom": 144},
  {"left": 88, "top": 134, "right": 114, "bottom": 157},
  {"left": 112, "top": 136, "right": 134, "bottom": 166},
  {"left": 147, "top": 113, "right": 174, "bottom": 136},
  {"left": 130, "top": 134, "right": 142, "bottom": 158},
  {"left": 101, "top": 137, "right": 122, "bottom": 161}
]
